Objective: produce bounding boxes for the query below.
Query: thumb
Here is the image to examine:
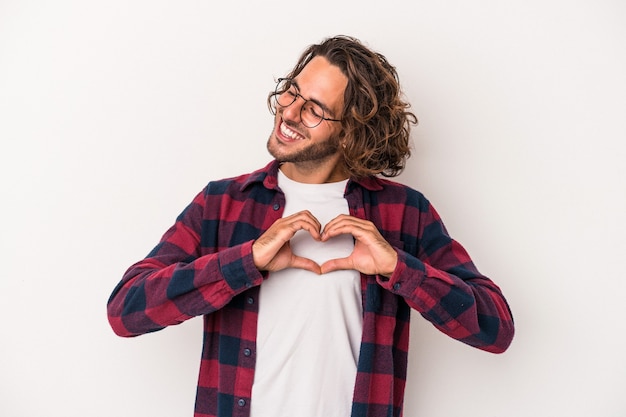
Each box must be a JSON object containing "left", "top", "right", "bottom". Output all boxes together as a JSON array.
[
  {"left": 291, "top": 255, "right": 322, "bottom": 275},
  {"left": 320, "top": 257, "right": 353, "bottom": 274}
]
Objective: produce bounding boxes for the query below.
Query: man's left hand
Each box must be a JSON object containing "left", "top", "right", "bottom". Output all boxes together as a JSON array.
[{"left": 320, "top": 214, "right": 398, "bottom": 277}]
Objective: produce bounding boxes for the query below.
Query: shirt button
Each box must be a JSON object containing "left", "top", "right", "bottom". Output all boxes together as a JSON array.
[
  {"left": 243, "top": 348, "right": 252, "bottom": 357},
  {"left": 247, "top": 297, "right": 254, "bottom": 305},
  {"left": 393, "top": 283, "right": 401, "bottom": 291},
  {"left": 273, "top": 203, "right": 280, "bottom": 211},
  {"left": 237, "top": 399, "right": 246, "bottom": 407}
]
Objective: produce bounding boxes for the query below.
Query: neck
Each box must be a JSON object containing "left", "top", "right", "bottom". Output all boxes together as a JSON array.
[{"left": 279, "top": 160, "right": 349, "bottom": 184}]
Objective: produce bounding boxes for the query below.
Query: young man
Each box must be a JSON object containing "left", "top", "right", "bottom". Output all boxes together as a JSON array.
[{"left": 107, "top": 35, "right": 514, "bottom": 417}]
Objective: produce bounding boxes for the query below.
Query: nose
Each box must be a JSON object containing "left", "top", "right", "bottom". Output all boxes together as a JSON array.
[{"left": 281, "top": 95, "right": 305, "bottom": 124}]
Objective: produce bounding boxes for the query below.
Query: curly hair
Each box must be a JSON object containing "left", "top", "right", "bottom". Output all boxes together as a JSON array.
[{"left": 268, "top": 35, "right": 417, "bottom": 178}]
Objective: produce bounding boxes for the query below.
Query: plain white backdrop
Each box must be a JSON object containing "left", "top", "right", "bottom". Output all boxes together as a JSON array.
[{"left": 1, "top": 1, "right": 625, "bottom": 416}]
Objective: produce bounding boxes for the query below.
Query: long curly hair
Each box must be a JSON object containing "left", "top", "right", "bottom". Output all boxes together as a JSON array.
[{"left": 268, "top": 35, "right": 417, "bottom": 178}]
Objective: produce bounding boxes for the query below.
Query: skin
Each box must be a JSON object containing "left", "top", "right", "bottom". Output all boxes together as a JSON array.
[
  {"left": 265, "top": 56, "right": 347, "bottom": 184},
  {"left": 253, "top": 56, "right": 398, "bottom": 277}
]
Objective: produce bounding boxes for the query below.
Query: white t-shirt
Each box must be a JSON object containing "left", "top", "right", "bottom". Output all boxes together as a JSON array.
[{"left": 250, "top": 170, "right": 363, "bottom": 417}]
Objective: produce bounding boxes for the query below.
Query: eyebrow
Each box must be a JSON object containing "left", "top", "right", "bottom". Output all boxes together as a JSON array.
[{"left": 291, "top": 79, "right": 338, "bottom": 119}]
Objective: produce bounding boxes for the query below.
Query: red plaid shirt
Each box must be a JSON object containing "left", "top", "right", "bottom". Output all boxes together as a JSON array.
[{"left": 107, "top": 160, "right": 514, "bottom": 417}]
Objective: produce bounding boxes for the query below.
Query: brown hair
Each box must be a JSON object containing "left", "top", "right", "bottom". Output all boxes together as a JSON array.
[{"left": 268, "top": 35, "right": 417, "bottom": 178}]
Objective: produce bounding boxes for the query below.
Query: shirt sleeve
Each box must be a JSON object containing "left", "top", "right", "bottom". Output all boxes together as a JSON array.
[
  {"left": 107, "top": 188, "right": 264, "bottom": 337},
  {"left": 377, "top": 200, "right": 515, "bottom": 354}
]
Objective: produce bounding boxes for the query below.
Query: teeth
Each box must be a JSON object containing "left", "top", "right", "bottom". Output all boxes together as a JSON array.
[{"left": 280, "top": 122, "right": 303, "bottom": 140}]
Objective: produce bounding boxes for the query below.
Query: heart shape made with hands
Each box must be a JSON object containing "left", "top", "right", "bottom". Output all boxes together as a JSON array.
[
  {"left": 290, "top": 228, "right": 355, "bottom": 272},
  {"left": 252, "top": 213, "right": 398, "bottom": 277}
]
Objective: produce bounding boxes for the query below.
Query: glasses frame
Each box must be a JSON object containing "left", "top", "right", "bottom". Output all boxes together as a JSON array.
[{"left": 273, "top": 78, "right": 342, "bottom": 128}]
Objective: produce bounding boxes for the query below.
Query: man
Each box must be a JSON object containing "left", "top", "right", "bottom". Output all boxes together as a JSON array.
[{"left": 107, "top": 35, "right": 514, "bottom": 417}]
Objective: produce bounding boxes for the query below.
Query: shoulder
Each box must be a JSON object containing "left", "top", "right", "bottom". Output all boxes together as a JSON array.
[
  {"left": 203, "top": 160, "right": 279, "bottom": 196},
  {"left": 357, "top": 176, "right": 431, "bottom": 210}
]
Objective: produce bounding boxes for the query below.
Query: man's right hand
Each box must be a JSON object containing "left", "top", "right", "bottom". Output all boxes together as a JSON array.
[{"left": 252, "top": 210, "right": 322, "bottom": 274}]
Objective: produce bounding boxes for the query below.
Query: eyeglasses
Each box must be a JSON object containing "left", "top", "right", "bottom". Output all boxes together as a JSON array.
[{"left": 272, "top": 78, "right": 342, "bottom": 128}]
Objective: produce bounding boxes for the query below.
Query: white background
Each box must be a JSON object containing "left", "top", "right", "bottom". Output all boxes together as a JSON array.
[{"left": 1, "top": 1, "right": 625, "bottom": 416}]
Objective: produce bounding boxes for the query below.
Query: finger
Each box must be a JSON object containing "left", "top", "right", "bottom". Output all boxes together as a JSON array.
[
  {"left": 295, "top": 219, "right": 322, "bottom": 240},
  {"left": 322, "top": 215, "right": 374, "bottom": 239},
  {"left": 322, "top": 221, "right": 370, "bottom": 242},
  {"left": 290, "top": 255, "right": 322, "bottom": 275},
  {"left": 322, "top": 214, "right": 356, "bottom": 231},
  {"left": 289, "top": 210, "right": 322, "bottom": 229},
  {"left": 253, "top": 212, "right": 323, "bottom": 270},
  {"left": 268, "top": 216, "right": 322, "bottom": 243},
  {"left": 285, "top": 211, "right": 322, "bottom": 240},
  {"left": 320, "top": 257, "right": 353, "bottom": 274}
]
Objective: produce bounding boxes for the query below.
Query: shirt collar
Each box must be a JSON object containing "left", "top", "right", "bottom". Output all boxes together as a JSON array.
[
  {"left": 239, "top": 160, "right": 280, "bottom": 192},
  {"left": 239, "top": 159, "right": 384, "bottom": 192}
]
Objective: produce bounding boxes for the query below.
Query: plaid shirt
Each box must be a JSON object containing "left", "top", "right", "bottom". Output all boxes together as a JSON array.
[{"left": 107, "top": 160, "right": 514, "bottom": 417}]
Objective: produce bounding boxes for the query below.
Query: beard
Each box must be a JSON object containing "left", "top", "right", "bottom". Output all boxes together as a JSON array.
[{"left": 266, "top": 126, "right": 342, "bottom": 164}]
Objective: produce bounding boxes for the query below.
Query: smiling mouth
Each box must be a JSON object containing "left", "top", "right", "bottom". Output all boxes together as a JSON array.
[{"left": 278, "top": 120, "right": 306, "bottom": 141}]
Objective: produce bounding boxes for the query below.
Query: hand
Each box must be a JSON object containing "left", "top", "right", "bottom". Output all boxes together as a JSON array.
[
  {"left": 320, "top": 215, "right": 398, "bottom": 277},
  {"left": 252, "top": 210, "right": 322, "bottom": 274}
]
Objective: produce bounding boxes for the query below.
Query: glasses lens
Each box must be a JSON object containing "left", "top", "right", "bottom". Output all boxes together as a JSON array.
[
  {"left": 273, "top": 78, "right": 325, "bottom": 128},
  {"left": 275, "top": 79, "right": 296, "bottom": 108},
  {"left": 300, "top": 102, "right": 324, "bottom": 128}
]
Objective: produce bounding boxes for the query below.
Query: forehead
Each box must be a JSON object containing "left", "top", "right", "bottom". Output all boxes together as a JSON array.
[{"left": 293, "top": 56, "right": 347, "bottom": 113}]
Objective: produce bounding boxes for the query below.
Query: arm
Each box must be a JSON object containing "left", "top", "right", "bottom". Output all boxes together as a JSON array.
[
  {"left": 107, "top": 190, "right": 264, "bottom": 337},
  {"left": 379, "top": 231, "right": 514, "bottom": 354},
  {"left": 320, "top": 204, "right": 514, "bottom": 353},
  {"left": 392, "top": 201, "right": 514, "bottom": 353}
]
